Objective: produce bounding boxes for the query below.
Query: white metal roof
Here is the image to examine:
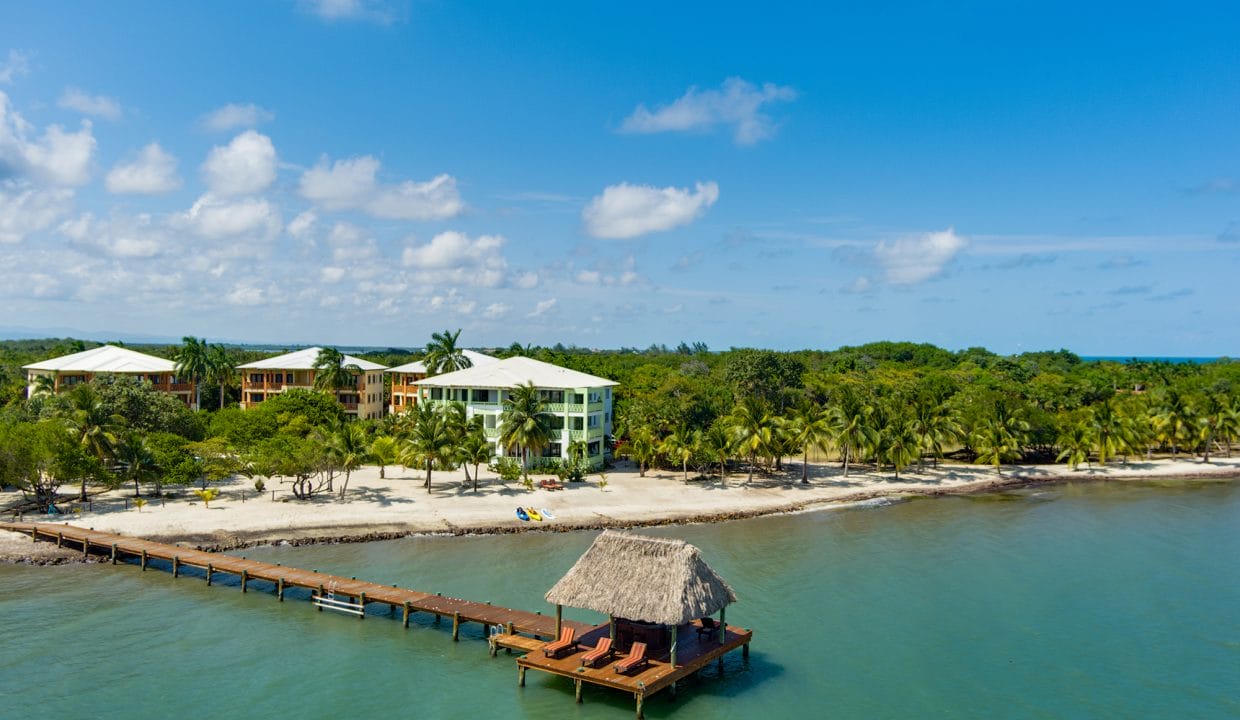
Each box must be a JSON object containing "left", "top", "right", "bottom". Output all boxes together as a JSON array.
[
  {"left": 237, "top": 347, "right": 387, "bottom": 371},
  {"left": 386, "top": 349, "right": 499, "bottom": 375},
  {"left": 23, "top": 345, "right": 178, "bottom": 374},
  {"left": 415, "top": 356, "right": 617, "bottom": 389}
]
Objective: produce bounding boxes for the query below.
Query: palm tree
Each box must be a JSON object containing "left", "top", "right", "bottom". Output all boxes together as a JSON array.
[
  {"left": 1154, "top": 387, "right": 1195, "bottom": 457},
  {"left": 1089, "top": 399, "right": 1124, "bottom": 466},
  {"left": 424, "top": 329, "right": 473, "bottom": 376},
  {"left": 498, "top": 382, "right": 554, "bottom": 479},
  {"left": 882, "top": 409, "right": 920, "bottom": 480},
  {"left": 566, "top": 439, "right": 589, "bottom": 467},
  {"left": 114, "top": 433, "right": 157, "bottom": 496},
  {"left": 699, "top": 422, "right": 732, "bottom": 483},
  {"left": 828, "top": 393, "right": 874, "bottom": 478},
  {"left": 313, "top": 347, "right": 363, "bottom": 400},
  {"left": 972, "top": 418, "right": 1024, "bottom": 475},
  {"left": 1195, "top": 390, "right": 1235, "bottom": 463},
  {"left": 458, "top": 432, "right": 494, "bottom": 492},
  {"left": 1056, "top": 419, "right": 1092, "bottom": 470},
  {"left": 370, "top": 435, "right": 399, "bottom": 479},
  {"left": 781, "top": 402, "right": 833, "bottom": 484},
  {"left": 64, "top": 385, "right": 123, "bottom": 500},
  {"left": 400, "top": 403, "right": 456, "bottom": 493},
  {"left": 31, "top": 374, "right": 56, "bottom": 397},
  {"left": 659, "top": 427, "right": 699, "bottom": 483},
  {"left": 627, "top": 425, "right": 658, "bottom": 477},
  {"left": 727, "top": 398, "right": 774, "bottom": 485},
  {"left": 327, "top": 424, "right": 369, "bottom": 500},
  {"left": 912, "top": 394, "right": 961, "bottom": 469},
  {"left": 207, "top": 343, "right": 236, "bottom": 410},
  {"left": 173, "top": 336, "right": 211, "bottom": 410}
]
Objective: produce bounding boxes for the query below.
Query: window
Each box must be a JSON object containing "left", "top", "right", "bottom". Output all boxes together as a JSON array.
[
  {"left": 539, "top": 389, "right": 564, "bottom": 403},
  {"left": 550, "top": 417, "right": 564, "bottom": 430},
  {"left": 250, "top": 373, "right": 263, "bottom": 383},
  {"left": 483, "top": 415, "right": 496, "bottom": 429},
  {"left": 588, "top": 441, "right": 600, "bottom": 456},
  {"left": 394, "top": 395, "right": 402, "bottom": 406},
  {"left": 542, "top": 442, "right": 562, "bottom": 458},
  {"left": 570, "top": 417, "right": 584, "bottom": 430},
  {"left": 250, "top": 393, "right": 264, "bottom": 402},
  {"left": 572, "top": 393, "right": 584, "bottom": 405},
  {"left": 588, "top": 414, "right": 600, "bottom": 428},
  {"left": 606, "top": 388, "right": 611, "bottom": 399},
  {"left": 431, "top": 388, "right": 443, "bottom": 400}
]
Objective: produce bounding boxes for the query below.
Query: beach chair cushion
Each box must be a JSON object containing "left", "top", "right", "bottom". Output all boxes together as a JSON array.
[
  {"left": 542, "top": 627, "right": 578, "bottom": 658},
  {"left": 580, "top": 637, "right": 614, "bottom": 668},
  {"left": 614, "top": 641, "right": 649, "bottom": 674}
]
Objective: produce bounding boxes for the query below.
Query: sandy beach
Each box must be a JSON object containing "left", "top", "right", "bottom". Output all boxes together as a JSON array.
[{"left": 3, "top": 455, "right": 1238, "bottom": 561}]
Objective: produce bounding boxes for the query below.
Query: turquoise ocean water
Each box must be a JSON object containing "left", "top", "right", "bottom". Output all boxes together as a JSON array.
[{"left": 1, "top": 480, "right": 1236, "bottom": 719}]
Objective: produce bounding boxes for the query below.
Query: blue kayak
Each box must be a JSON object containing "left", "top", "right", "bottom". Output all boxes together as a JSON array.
[{"left": 516, "top": 507, "right": 530, "bottom": 521}]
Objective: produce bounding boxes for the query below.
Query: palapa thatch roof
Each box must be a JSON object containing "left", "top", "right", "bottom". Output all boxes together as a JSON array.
[{"left": 545, "top": 530, "right": 737, "bottom": 626}]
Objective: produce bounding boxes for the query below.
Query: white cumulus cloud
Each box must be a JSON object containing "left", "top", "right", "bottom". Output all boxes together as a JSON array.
[
  {"left": 201, "top": 130, "right": 277, "bottom": 196},
  {"left": 482, "top": 302, "right": 509, "bottom": 319},
  {"left": 0, "top": 91, "right": 95, "bottom": 186},
  {"left": 200, "top": 103, "right": 274, "bottom": 132},
  {"left": 621, "top": 78, "right": 797, "bottom": 145},
  {"left": 0, "top": 50, "right": 30, "bottom": 84},
  {"left": 528, "top": 298, "right": 557, "bottom": 317},
  {"left": 400, "top": 231, "right": 507, "bottom": 286},
  {"left": 178, "top": 193, "right": 282, "bottom": 241},
  {"left": 58, "top": 87, "right": 122, "bottom": 120},
  {"left": 583, "top": 181, "right": 719, "bottom": 239},
  {"left": 0, "top": 182, "right": 73, "bottom": 244},
  {"left": 105, "top": 142, "right": 181, "bottom": 194},
  {"left": 874, "top": 228, "right": 967, "bottom": 284},
  {"left": 299, "top": 155, "right": 463, "bottom": 220}
]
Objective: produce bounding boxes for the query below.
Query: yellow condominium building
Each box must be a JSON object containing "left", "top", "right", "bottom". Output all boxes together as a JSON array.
[{"left": 237, "top": 347, "right": 387, "bottom": 419}]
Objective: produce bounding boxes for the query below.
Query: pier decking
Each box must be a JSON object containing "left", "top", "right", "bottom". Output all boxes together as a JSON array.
[{"left": 3, "top": 522, "right": 752, "bottom": 718}]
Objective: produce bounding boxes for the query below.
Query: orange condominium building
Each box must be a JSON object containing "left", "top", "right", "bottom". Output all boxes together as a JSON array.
[
  {"left": 23, "top": 345, "right": 195, "bottom": 406},
  {"left": 386, "top": 349, "right": 498, "bottom": 415},
  {"left": 237, "top": 347, "right": 387, "bottom": 419}
]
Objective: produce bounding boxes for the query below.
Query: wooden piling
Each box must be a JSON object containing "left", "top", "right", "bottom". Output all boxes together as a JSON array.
[
  {"left": 358, "top": 592, "right": 366, "bottom": 620},
  {"left": 140, "top": 549, "right": 148, "bottom": 570},
  {"left": 402, "top": 601, "right": 411, "bottom": 627},
  {"left": 82, "top": 538, "right": 89, "bottom": 559},
  {"left": 241, "top": 569, "right": 248, "bottom": 593},
  {"left": 518, "top": 666, "right": 526, "bottom": 687},
  {"left": 57, "top": 531, "right": 63, "bottom": 548},
  {"left": 575, "top": 678, "right": 583, "bottom": 703},
  {"left": 173, "top": 556, "right": 180, "bottom": 578},
  {"left": 110, "top": 543, "right": 117, "bottom": 564},
  {"left": 555, "top": 604, "right": 562, "bottom": 638},
  {"left": 277, "top": 578, "right": 284, "bottom": 601},
  {"left": 452, "top": 611, "right": 461, "bottom": 640},
  {"left": 317, "top": 583, "right": 324, "bottom": 610},
  {"left": 635, "top": 692, "right": 644, "bottom": 719},
  {"left": 206, "top": 563, "right": 213, "bottom": 585}
]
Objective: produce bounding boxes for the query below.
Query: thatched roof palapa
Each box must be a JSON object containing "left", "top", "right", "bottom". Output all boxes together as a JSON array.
[{"left": 545, "top": 530, "right": 737, "bottom": 626}]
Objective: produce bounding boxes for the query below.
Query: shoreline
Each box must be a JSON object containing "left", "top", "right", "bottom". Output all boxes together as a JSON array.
[{"left": 3, "top": 457, "right": 1238, "bottom": 562}]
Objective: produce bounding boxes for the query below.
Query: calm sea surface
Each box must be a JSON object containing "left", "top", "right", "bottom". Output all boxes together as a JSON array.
[{"left": 1, "top": 480, "right": 1237, "bottom": 719}]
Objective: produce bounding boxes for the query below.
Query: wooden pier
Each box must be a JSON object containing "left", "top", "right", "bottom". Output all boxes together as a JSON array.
[{"left": 3, "top": 522, "right": 753, "bottom": 717}]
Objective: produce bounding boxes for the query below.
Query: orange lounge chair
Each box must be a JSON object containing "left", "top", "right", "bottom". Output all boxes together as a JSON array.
[
  {"left": 539, "top": 479, "right": 564, "bottom": 490},
  {"left": 580, "top": 637, "right": 614, "bottom": 668},
  {"left": 614, "top": 641, "right": 649, "bottom": 674},
  {"left": 542, "top": 627, "right": 578, "bottom": 658}
]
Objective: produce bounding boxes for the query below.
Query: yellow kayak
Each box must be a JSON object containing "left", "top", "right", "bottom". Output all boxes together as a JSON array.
[{"left": 526, "top": 507, "right": 543, "bottom": 522}]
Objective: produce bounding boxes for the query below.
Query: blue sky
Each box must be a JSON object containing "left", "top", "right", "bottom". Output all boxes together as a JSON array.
[{"left": 1, "top": 1, "right": 1237, "bottom": 355}]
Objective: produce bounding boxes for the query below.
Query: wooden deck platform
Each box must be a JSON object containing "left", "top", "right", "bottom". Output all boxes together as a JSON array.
[
  {"left": 3, "top": 521, "right": 753, "bottom": 717},
  {"left": 515, "top": 621, "right": 753, "bottom": 716}
]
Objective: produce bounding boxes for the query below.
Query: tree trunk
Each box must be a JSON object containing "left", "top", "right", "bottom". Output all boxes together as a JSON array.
[
  {"left": 379, "top": 464, "right": 385, "bottom": 479},
  {"left": 425, "top": 460, "right": 433, "bottom": 493},
  {"left": 219, "top": 384, "right": 225, "bottom": 410},
  {"left": 339, "top": 470, "right": 351, "bottom": 500},
  {"left": 473, "top": 463, "right": 480, "bottom": 493},
  {"left": 801, "top": 447, "right": 809, "bottom": 484},
  {"left": 133, "top": 478, "right": 141, "bottom": 497},
  {"left": 746, "top": 452, "right": 754, "bottom": 485},
  {"left": 682, "top": 459, "right": 688, "bottom": 484},
  {"left": 79, "top": 476, "right": 87, "bottom": 502},
  {"left": 843, "top": 446, "right": 851, "bottom": 477}
]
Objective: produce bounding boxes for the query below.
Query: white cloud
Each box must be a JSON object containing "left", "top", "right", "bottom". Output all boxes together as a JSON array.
[
  {"left": 400, "top": 231, "right": 507, "bottom": 287},
  {"left": 0, "top": 50, "right": 30, "bottom": 84},
  {"left": 0, "top": 181, "right": 73, "bottom": 244},
  {"left": 482, "top": 302, "right": 509, "bottom": 319},
  {"left": 200, "top": 103, "right": 274, "bottom": 132},
  {"left": 58, "top": 87, "right": 122, "bottom": 120},
  {"left": 514, "top": 271, "right": 539, "bottom": 289},
  {"left": 528, "top": 298, "right": 557, "bottom": 317},
  {"left": 621, "top": 78, "right": 797, "bottom": 145},
  {"left": 321, "top": 266, "right": 347, "bottom": 283},
  {"left": 201, "top": 130, "right": 277, "bottom": 196},
  {"left": 105, "top": 142, "right": 181, "bottom": 194},
  {"left": 300, "top": 0, "right": 395, "bottom": 23},
  {"left": 576, "top": 270, "right": 601, "bottom": 284},
  {"left": 178, "top": 193, "right": 282, "bottom": 241},
  {"left": 873, "top": 228, "right": 967, "bottom": 284},
  {"left": 583, "top": 181, "right": 719, "bottom": 239},
  {"left": 287, "top": 210, "right": 317, "bottom": 239},
  {"left": 0, "top": 91, "right": 96, "bottom": 185},
  {"left": 299, "top": 155, "right": 464, "bottom": 220},
  {"left": 225, "top": 284, "right": 266, "bottom": 306}
]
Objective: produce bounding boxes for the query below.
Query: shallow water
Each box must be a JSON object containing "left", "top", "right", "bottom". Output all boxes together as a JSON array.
[{"left": 1, "top": 480, "right": 1237, "bottom": 719}]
